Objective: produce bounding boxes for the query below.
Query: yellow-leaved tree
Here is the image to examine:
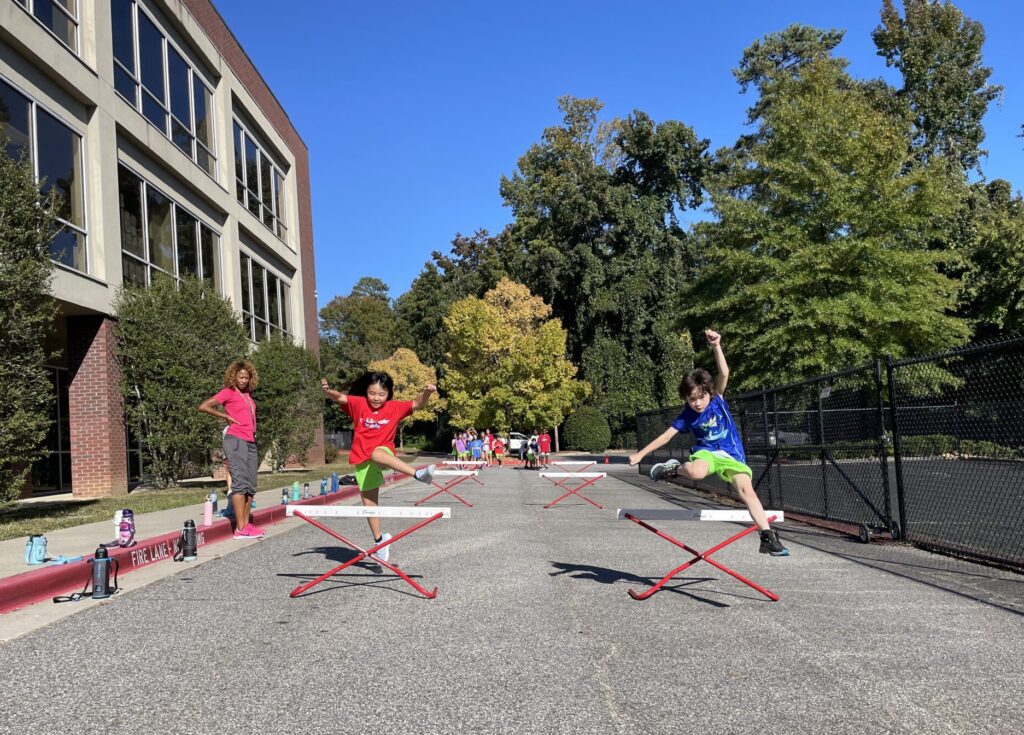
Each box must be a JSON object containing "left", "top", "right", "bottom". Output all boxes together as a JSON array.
[
  {"left": 443, "top": 278, "right": 590, "bottom": 432},
  {"left": 368, "top": 347, "right": 445, "bottom": 450}
]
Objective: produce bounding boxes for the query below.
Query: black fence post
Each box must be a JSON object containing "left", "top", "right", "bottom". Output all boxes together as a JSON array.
[
  {"left": 885, "top": 355, "right": 909, "bottom": 539},
  {"left": 874, "top": 358, "right": 895, "bottom": 535},
  {"left": 817, "top": 378, "right": 829, "bottom": 519}
]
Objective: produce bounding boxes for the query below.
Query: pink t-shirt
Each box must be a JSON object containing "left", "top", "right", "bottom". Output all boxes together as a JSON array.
[{"left": 214, "top": 388, "right": 256, "bottom": 442}]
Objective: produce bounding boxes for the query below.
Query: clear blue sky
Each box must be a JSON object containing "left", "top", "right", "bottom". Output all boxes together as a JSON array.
[{"left": 214, "top": 1, "right": 1024, "bottom": 308}]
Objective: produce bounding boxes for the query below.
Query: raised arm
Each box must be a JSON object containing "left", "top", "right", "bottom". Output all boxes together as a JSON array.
[
  {"left": 412, "top": 384, "right": 437, "bottom": 411},
  {"left": 706, "top": 329, "right": 729, "bottom": 396},
  {"left": 628, "top": 426, "right": 680, "bottom": 466},
  {"left": 320, "top": 379, "right": 349, "bottom": 406}
]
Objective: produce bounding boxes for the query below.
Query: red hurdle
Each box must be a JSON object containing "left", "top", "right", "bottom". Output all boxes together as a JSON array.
[
  {"left": 288, "top": 506, "right": 450, "bottom": 599},
  {"left": 415, "top": 470, "right": 479, "bottom": 508},
  {"left": 617, "top": 508, "right": 784, "bottom": 601},
  {"left": 539, "top": 472, "right": 607, "bottom": 509}
]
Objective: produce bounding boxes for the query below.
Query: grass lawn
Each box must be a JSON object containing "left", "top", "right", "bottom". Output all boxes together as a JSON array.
[{"left": 0, "top": 452, "right": 424, "bottom": 542}]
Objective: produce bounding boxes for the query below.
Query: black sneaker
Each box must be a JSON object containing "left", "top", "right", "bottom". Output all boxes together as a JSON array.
[
  {"left": 648, "top": 459, "right": 681, "bottom": 481},
  {"left": 759, "top": 529, "right": 790, "bottom": 556}
]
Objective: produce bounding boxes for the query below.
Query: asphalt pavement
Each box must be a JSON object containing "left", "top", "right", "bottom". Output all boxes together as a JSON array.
[{"left": 1, "top": 460, "right": 1021, "bottom": 734}]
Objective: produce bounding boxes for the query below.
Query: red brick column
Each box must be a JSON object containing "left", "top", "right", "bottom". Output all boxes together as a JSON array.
[{"left": 68, "top": 316, "right": 127, "bottom": 498}]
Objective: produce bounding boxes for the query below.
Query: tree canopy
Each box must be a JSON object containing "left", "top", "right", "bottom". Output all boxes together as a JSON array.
[{"left": 368, "top": 347, "right": 445, "bottom": 448}]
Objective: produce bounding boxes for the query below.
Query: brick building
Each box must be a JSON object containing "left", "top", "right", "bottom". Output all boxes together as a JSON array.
[{"left": 1, "top": 0, "right": 323, "bottom": 497}]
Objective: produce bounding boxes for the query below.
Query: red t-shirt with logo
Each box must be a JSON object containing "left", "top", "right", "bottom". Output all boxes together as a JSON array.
[
  {"left": 343, "top": 395, "right": 414, "bottom": 465},
  {"left": 538, "top": 433, "right": 551, "bottom": 453}
]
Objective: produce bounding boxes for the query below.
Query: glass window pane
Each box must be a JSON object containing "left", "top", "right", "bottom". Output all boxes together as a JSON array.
[
  {"left": 171, "top": 118, "right": 192, "bottom": 156},
  {"left": 146, "top": 187, "right": 173, "bottom": 273},
  {"left": 251, "top": 263, "right": 265, "bottom": 320},
  {"left": 267, "top": 274, "right": 280, "bottom": 327},
  {"left": 114, "top": 65, "right": 138, "bottom": 105},
  {"left": 57, "top": 369, "right": 70, "bottom": 450},
  {"left": 0, "top": 79, "right": 32, "bottom": 162},
  {"left": 260, "top": 153, "right": 273, "bottom": 209},
  {"left": 194, "top": 83, "right": 212, "bottom": 149},
  {"left": 244, "top": 135, "right": 259, "bottom": 197},
  {"left": 36, "top": 109, "right": 83, "bottom": 226},
  {"left": 110, "top": 0, "right": 135, "bottom": 72},
  {"left": 33, "top": 0, "right": 78, "bottom": 53},
  {"left": 200, "top": 226, "right": 218, "bottom": 290},
  {"left": 122, "top": 253, "right": 147, "bottom": 286},
  {"left": 274, "top": 169, "right": 286, "bottom": 225},
  {"left": 281, "top": 284, "right": 290, "bottom": 332},
  {"left": 142, "top": 91, "right": 166, "bottom": 132},
  {"left": 167, "top": 47, "right": 190, "bottom": 126},
  {"left": 233, "top": 121, "right": 244, "bottom": 186},
  {"left": 137, "top": 12, "right": 164, "bottom": 102},
  {"left": 196, "top": 145, "right": 214, "bottom": 176},
  {"left": 49, "top": 227, "right": 86, "bottom": 271},
  {"left": 175, "top": 208, "right": 198, "bottom": 277},
  {"left": 243, "top": 313, "right": 254, "bottom": 341},
  {"left": 31, "top": 453, "right": 60, "bottom": 491},
  {"left": 239, "top": 254, "right": 251, "bottom": 313},
  {"left": 118, "top": 166, "right": 144, "bottom": 257}
]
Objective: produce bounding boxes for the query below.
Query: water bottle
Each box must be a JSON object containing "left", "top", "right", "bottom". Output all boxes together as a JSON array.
[
  {"left": 118, "top": 509, "right": 136, "bottom": 548},
  {"left": 180, "top": 520, "right": 198, "bottom": 561},
  {"left": 292, "top": 481, "right": 300, "bottom": 502},
  {"left": 25, "top": 534, "right": 47, "bottom": 565},
  {"left": 250, "top": 496, "right": 256, "bottom": 509},
  {"left": 203, "top": 497, "right": 213, "bottom": 527},
  {"left": 90, "top": 546, "right": 116, "bottom": 599},
  {"left": 303, "top": 482, "right": 310, "bottom": 499},
  {"left": 281, "top": 488, "right": 289, "bottom": 505},
  {"left": 331, "top": 472, "right": 339, "bottom": 493},
  {"left": 209, "top": 491, "right": 218, "bottom": 514},
  {"left": 319, "top": 478, "right": 327, "bottom": 496}
]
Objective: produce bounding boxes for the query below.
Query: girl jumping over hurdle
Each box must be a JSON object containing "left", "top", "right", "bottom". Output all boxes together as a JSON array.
[
  {"left": 629, "top": 329, "right": 790, "bottom": 556},
  {"left": 321, "top": 372, "right": 437, "bottom": 562}
]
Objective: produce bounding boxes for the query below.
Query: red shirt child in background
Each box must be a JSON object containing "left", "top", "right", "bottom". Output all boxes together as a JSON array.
[
  {"left": 537, "top": 431, "right": 552, "bottom": 469},
  {"left": 493, "top": 437, "right": 505, "bottom": 466}
]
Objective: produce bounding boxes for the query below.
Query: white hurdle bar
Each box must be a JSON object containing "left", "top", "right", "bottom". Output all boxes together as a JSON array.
[
  {"left": 616, "top": 508, "right": 784, "bottom": 523},
  {"left": 538, "top": 472, "right": 606, "bottom": 479},
  {"left": 434, "top": 470, "right": 479, "bottom": 477},
  {"left": 442, "top": 460, "right": 486, "bottom": 466},
  {"left": 287, "top": 505, "right": 452, "bottom": 519},
  {"left": 547, "top": 461, "right": 595, "bottom": 466}
]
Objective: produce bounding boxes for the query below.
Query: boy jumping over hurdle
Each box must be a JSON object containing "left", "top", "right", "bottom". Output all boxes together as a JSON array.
[{"left": 629, "top": 329, "right": 789, "bottom": 556}]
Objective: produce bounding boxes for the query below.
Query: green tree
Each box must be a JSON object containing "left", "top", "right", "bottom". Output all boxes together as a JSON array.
[
  {"left": 0, "top": 133, "right": 60, "bottom": 502},
  {"left": 253, "top": 335, "right": 323, "bottom": 471},
  {"left": 115, "top": 277, "right": 249, "bottom": 487},
  {"left": 499, "top": 97, "right": 708, "bottom": 440},
  {"left": 442, "top": 279, "right": 590, "bottom": 431},
  {"left": 563, "top": 406, "right": 612, "bottom": 453},
  {"left": 686, "top": 57, "right": 969, "bottom": 389},
  {"left": 369, "top": 347, "right": 445, "bottom": 450},
  {"left": 319, "top": 276, "right": 399, "bottom": 382},
  {"left": 873, "top": 0, "right": 1002, "bottom": 172}
]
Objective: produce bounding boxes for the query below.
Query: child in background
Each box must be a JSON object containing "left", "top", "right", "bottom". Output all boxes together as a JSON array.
[
  {"left": 322, "top": 372, "right": 437, "bottom": 563},
  {"left": 456, "top": 433, "right": 467, "bottom": 462},
  {"left": 493, "top": 435, "right": 505, "bottom": 466},
  {"left": 470, "top": 434, "right": 484, "bottom": 463},
  {"left": 537, "top": 429, "right": 552, "bottom": 469},
  {"left": 629, "top": 329, "right": 790, "bottom": 556}
]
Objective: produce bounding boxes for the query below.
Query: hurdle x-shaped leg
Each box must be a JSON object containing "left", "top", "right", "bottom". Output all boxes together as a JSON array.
[
  {"left": 619, "top": 510, "right": 782, "bottom": 601},
  {"left": 416, "top": 470, "right": 478, "bottom": 507},
  {"left": 289, "top": 507, "right": 448, "bottom": 599},
  {"left": 539, "top": 472, "right": 606, "bottom": 509}
]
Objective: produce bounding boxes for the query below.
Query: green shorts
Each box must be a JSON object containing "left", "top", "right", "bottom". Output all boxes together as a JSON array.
[
  {"left": 354, "top": 447, "right": 393, "bottom": 492},
  {"left": 690, "top": 449, "right": 752, "bottom": 484}
]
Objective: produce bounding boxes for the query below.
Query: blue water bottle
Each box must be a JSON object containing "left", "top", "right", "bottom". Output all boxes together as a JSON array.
[
  {"left": 319, "top": 478, "right": 327, "bottom": 496},
  {"left": 331, "top": 472, "right": 339, "bottom": 493}
]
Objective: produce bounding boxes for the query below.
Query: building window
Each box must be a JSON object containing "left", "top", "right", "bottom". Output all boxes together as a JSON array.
[
  {"left": 31, "top": 367, "right": 72, "bottom": 493},
  {"left": 110, "top": 0, "right": 217, "bottom": 176},
  {"left": 14, "top": 0, "right": 80, "bottom": 55},
  {"left": 239, "top": 252, "right": 292, "bottom": 342},
  {"left": 233, "top": 119, "right": 288, "bottom": 243},
  {"left": 118, "top": 164, "right": 221, "bottom": 290},
  {"left": 0, "top": 77, "right": 88, "bottom": 272}
]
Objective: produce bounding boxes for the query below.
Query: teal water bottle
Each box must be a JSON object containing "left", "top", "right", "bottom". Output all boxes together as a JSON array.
[
  {"left": 292, "top": 481, "right": 300, "bottom": 502},
  {"left": 320, "top": 478, "right": 327, "bottom": 495}
]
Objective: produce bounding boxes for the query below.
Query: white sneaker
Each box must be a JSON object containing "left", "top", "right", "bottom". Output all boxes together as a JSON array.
[
  {"left": 414, "top": 464, "right": 436, "bottom": 484},
  {"left": 649, "top": 459, "right": 681, "bottom": 481},
  {"left": 373, "top": 532, "right": 392, "bottom": 564}
]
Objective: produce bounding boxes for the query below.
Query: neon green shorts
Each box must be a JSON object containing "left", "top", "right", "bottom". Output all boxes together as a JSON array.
[
  {"left": 690, "top": 449, "right": 752, "bottom": 483},
  {"left": 354, "top": 447, "right": 393, "bottom": 492}
]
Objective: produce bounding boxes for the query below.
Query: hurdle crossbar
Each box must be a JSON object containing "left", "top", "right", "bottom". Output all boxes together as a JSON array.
[
  {"left": 417, "top": 470, "right": 479, "bottom": 507},
  {"left": 538, "top": 471, "right": 607, "bottom": 509},
  {"left": 616, "top": 508, "right": 784, "bottom": 523},
  {"left": 287, "top": 505, "right": 451, "bottom": 519}
]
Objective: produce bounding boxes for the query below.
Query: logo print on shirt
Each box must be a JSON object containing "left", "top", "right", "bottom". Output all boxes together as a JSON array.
[
  {"left": 362, "top": 417, "right": 391, "bottom": 431},
  {"left": 698, "top": 415, "right": 728, "bottom": 442}
]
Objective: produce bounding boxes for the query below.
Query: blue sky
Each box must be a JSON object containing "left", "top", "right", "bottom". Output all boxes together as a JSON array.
[{"left": 214, "top": 1, "right": 1024, "bottom": 308}]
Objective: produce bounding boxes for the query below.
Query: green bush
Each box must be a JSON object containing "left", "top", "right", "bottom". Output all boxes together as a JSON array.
[
  {"left": 253, "top": 335, "right": 323, "bottom": 471},
  {"left": 564, "top": 407, "right": 612, "bottom": 453}
]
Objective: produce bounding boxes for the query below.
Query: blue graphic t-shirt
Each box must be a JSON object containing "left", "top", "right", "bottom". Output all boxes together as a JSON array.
[{"left": 671, "top": 394, "right": 745, "bottom": 463}]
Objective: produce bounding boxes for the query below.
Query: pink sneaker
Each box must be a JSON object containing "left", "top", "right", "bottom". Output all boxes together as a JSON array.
[{"left": 242, "top": 523, "right": 265, "bottom": 538}]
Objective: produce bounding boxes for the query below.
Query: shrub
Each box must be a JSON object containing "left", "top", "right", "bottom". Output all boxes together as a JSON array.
[
  {"left": 253, "top": 335, "right": 323, "bottom": 471},
  {"left": 564, "top": 407, "right": 612, "bottom": 453}
]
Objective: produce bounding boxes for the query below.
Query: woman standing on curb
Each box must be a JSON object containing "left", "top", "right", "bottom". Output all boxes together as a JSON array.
[{"left": 199, "top": 360, "right": 265, "bottom": 539}]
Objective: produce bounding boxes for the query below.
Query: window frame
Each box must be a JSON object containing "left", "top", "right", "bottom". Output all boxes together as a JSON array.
[
  {"left": 233, "top": 117, "right": 289, "bottom": 245},
  {"left": 238, "top": 250, "right": 293, "bottom": 343},
  {"left": 14, "top": 0, "right": 81, "bottom": 56}
]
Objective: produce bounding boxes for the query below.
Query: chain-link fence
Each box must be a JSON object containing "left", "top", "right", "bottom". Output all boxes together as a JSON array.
[{"left": 635, "top": 334, "right": 1024, "bottom": 569}]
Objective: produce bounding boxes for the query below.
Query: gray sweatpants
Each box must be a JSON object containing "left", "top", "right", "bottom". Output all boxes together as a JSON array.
[{"left": 223, "top": 435, "right": 258, "bottom": 496}]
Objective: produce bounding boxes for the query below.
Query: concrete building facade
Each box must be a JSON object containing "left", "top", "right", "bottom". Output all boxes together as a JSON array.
[{"left": 1, "top": 0, "right": 323, "bottom": 497}]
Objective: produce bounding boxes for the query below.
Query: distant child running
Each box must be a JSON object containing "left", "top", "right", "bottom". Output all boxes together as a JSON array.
[
  {"left": 321, "top": 372, "right": 437, "bottom": 562},
  {"left": 198, "top": 360, "right": 264, "bottom": 539},
  {"left": 629, "top": 329, "right": 790, "bottom": 556}
]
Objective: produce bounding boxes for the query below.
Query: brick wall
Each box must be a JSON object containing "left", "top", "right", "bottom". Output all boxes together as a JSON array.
[
  {"left": 184, "top": 0, "right": 325, "bottom": 467},
  {"left": 67, "top": 316, "right": 128, "bottom": 498}
]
